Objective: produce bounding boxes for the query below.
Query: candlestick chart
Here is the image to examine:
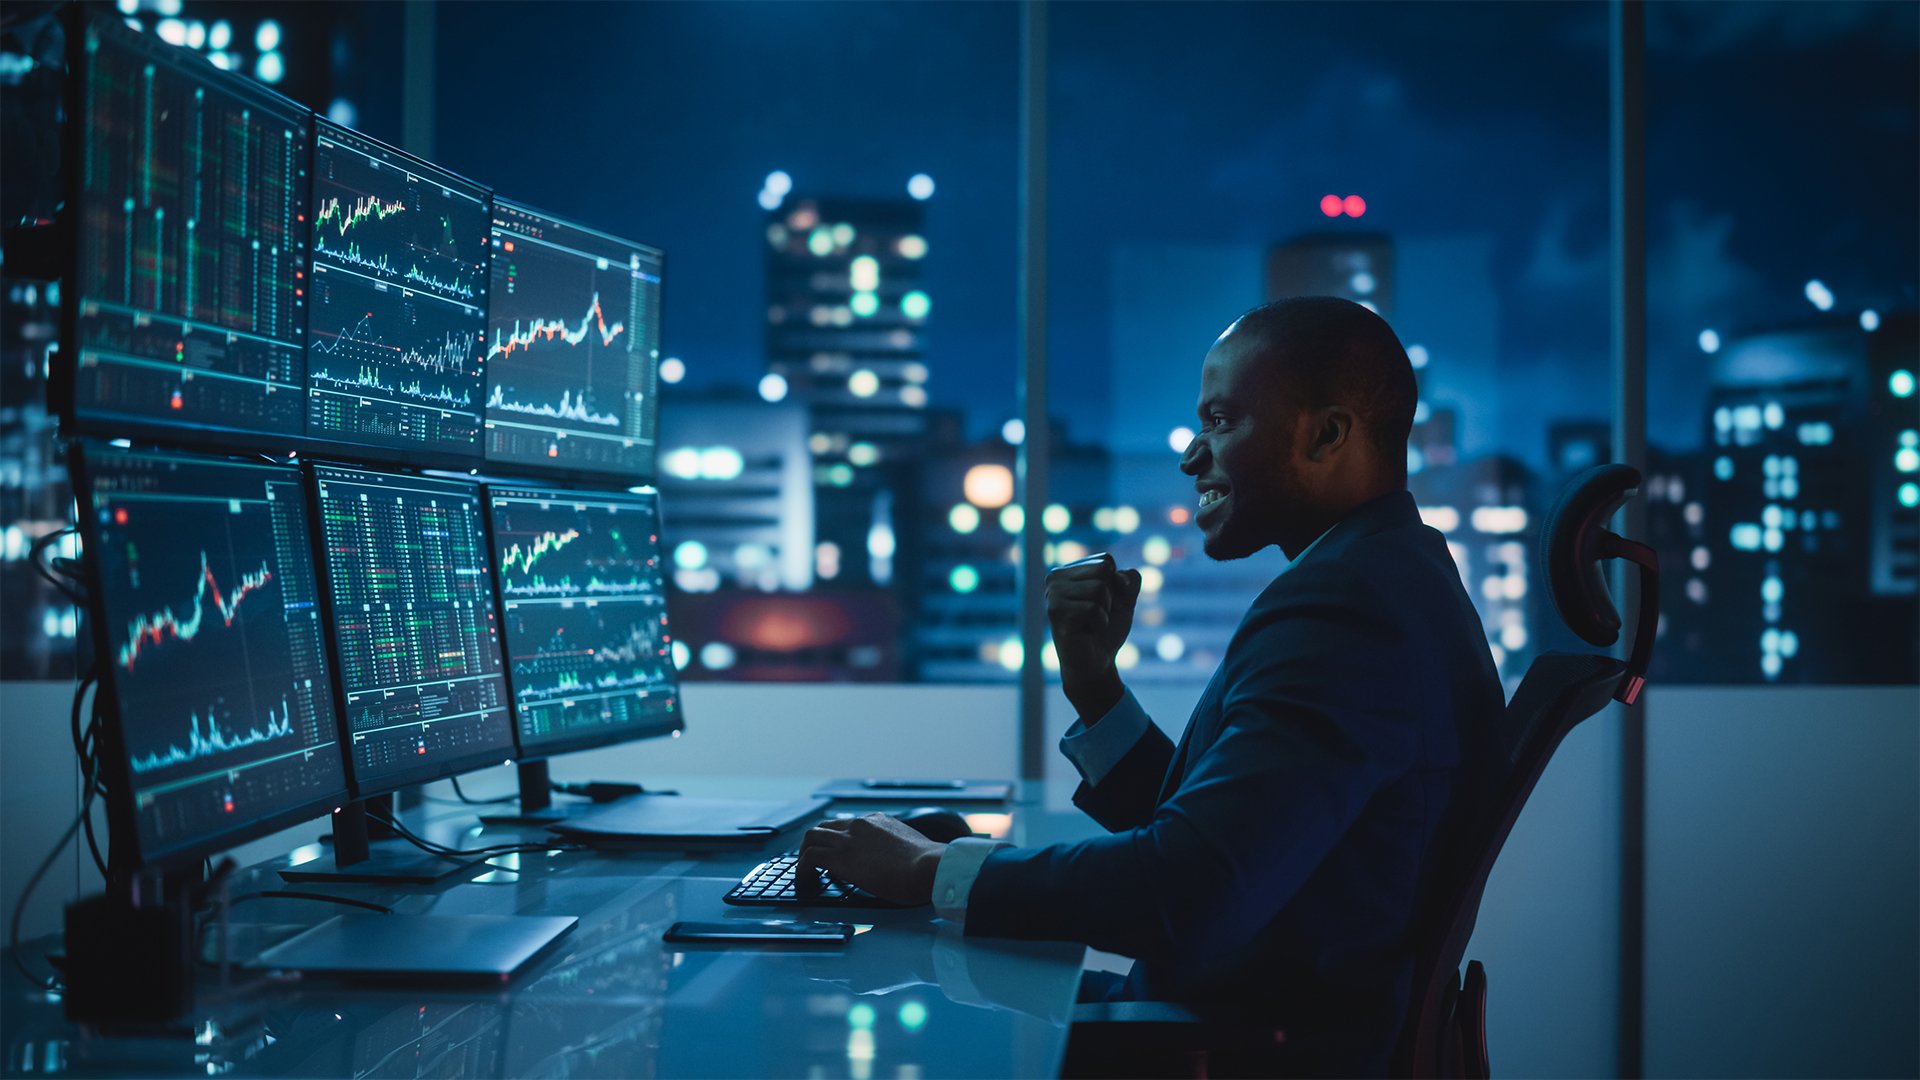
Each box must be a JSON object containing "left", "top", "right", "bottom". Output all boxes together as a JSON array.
[
  {"left": 116, "top": 551, "right": 274, "bottom": 671},
  {"left": 310, "top": 124, "right": 489, "bottom": 305},
  {"left": 487, "top": 486, "right": 679, "bottom": 750},
  {"left": 483, "top": 200, "right": 664, "bottom": 478},
  {"left": 306, "top": 121, "right": 490, "bottom": 457},
  {"left": 83, "top": 446, "right": 344, "bottom": 862},
  {"left": 70, "top": 19, "right": 310, "bottom": 442}
]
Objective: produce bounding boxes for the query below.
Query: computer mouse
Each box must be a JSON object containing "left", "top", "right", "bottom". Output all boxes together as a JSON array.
[{"left": 896, "top": 806, "right": 973, "bottom": 843}]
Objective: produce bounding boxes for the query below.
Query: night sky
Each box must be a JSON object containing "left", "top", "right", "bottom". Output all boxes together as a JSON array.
[{"left": 430, "top": 1, "right": 1917, "bottom": 468}]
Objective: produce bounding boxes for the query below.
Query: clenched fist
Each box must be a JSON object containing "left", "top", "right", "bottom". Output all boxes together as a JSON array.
[{"left": 1045, "top": 552, "right": 1142, "bottom": 721}]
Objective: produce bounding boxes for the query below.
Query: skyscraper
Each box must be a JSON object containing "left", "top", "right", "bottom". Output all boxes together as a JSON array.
[
  {"left": 1265, "top": 231, "right": 1395, "bottom": 315},
  {"left": 1700, "top": 315, "right": 1917, "bottom": 683},
  {"left": 764, "top": 195, "right": 934, "bottom": 593}
]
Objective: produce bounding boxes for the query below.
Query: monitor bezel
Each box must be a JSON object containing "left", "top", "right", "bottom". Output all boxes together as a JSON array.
[
  {"left": 71, "top": 439, "right": 354, "bottom": 873},
  {"left": 56, "top": 12, "right": 323, "bottom": 461},
  {"left": 302, "top": 460, "right": 519, "bottom": 798},
  {"left": 481, "top": 481, "right": 685, "bottom": 764},
  {"left": 301, "top": 118, "right": 498, "bottom": 473},
  {"left": 481, "top": 197, "right": 667, "bottom": 487}
]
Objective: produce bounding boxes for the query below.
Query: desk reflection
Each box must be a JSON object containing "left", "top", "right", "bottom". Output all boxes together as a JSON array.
[{"left": 2, "top": 796, "right": 1086, "bottom": 1079}]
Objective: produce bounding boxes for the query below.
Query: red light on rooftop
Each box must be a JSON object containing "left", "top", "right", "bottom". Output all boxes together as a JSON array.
[
  {"left": 1343, "top": 195, "right": 1367, "bottom": 217},
  {"left": 1319, "top": 194, "right": 1344, "bottom": 217}
]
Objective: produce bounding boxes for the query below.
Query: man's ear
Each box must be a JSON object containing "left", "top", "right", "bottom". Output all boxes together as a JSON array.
[{"left": 1305, "top": 405, "right": 1354, "bottom": 462}]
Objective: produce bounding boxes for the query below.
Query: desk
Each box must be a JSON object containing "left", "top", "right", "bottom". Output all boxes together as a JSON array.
[{"left": 1, "top": 782, "right": 1094, "bottom": 1078}]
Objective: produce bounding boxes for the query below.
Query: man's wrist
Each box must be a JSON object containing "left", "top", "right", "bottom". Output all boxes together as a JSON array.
[
  {"left": 1063, "top": 669, "right": 1125, "bottom": 725},
  {"left": 911, "top": 846, "right": 943, "bottom": 906}
]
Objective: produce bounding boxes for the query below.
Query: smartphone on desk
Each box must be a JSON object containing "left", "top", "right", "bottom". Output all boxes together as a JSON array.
[{"left": 664, "top": 920, "right": 853, "bottom": 945}]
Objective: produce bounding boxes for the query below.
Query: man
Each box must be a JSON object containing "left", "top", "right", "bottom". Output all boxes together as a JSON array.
[{"left": 800, "top": 296, "right": 1503, "bottom": 1075}]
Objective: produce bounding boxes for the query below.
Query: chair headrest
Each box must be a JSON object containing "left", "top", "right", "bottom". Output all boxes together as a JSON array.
[{"left": 1541, "top": 463, "right": 1642, "bottom": 647}]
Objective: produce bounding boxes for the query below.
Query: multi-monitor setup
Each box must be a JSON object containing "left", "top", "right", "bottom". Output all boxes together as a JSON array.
[{"left": 59, "top": 12, "right": 683, "bottom": 929}]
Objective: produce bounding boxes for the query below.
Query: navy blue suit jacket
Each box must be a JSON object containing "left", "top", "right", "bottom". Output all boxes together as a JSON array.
[{"left": 966, "top": 490, "right": 1503, "bottom": 1074}]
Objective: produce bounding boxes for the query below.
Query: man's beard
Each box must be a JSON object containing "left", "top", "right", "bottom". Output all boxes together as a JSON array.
[{"left": 1201, "top": 460, "right": 1299, "bottom": 562}]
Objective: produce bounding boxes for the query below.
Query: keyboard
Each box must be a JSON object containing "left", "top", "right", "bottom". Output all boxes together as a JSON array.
[{"left": 723, "top": 853, "right": 904, "bottom": 908}]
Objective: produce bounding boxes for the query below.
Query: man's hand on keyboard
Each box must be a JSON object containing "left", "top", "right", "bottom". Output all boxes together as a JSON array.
[{"left": 797, "top": 813, "right": 944, "bottom": 906}]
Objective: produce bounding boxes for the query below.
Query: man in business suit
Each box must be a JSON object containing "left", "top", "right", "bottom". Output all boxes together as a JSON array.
[{"left": 800, "top": 296, "right": 1503, "bottom": 1075}]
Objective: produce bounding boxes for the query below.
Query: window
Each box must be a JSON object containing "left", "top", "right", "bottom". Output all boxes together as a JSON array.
[
  {"left": 1041, "top": 3, "right": 1613, "bottom": 694},
  {"left": 1644, "top": 1, "right": 1918, "bottom": 684},
  {"left": 433, "top": 3, "right": 1021, "bottom": 683}
]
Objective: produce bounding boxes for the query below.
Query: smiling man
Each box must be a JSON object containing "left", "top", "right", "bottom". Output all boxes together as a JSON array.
[{"left": 800, "top": 297, "right": 1503, "bottom": 1076}]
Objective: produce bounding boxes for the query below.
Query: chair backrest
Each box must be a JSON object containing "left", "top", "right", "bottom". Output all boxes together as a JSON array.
[{"left": 1395, "top": 464, "right": 1659, "bottom": 1077}]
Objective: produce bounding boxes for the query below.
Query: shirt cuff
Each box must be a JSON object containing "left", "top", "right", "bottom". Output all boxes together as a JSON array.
[
  {"left": 932, "top": 837, "right": 1008, "bottom": 922},
  {"left": 929, "top": 921, "right": 987, "bottom": 1007},
  {"left": 1058, "top": 688, "right": 1151, "bottom": 787}
]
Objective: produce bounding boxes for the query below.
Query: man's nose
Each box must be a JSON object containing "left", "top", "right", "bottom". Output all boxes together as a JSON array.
[{"left": 1179, "top": 436, "right": 1204, "bottom": 475}]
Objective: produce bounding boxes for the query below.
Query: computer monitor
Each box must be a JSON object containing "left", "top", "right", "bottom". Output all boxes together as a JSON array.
[
  {"left": 483, "top": 200, "right": 664, "bottom": 481},
  {"left": 486, "top": 484, "right": 681, "bottom": 761},
  {"left": 61, "top": 16, "right": 313, "bottom": 450},
  {"left": 73, "top": 442, "right": 349, "bottom": 871},
  {"left": 308, "top": 464, "right": 514, "bottom": 796},
  {"left": 304, "top": 121, "right": 490, "bottom": 464}
]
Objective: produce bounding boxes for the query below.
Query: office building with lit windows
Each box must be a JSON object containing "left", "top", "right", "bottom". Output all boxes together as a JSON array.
[
  {"left": 0, "top": 282, "right": 76, "bottom": 679},
  {"left": 1408, "top": 453, "right": 1540, "bottom": 688},
  {"left": 655, "top": 393, "right": 817, "bottom": 596},
  {"left": 651, "top": 391, "right": 919, "bottom": 681},
  {"left": 764, "top": 195, "right": 936, "bottom": 583},
  {"left": 910, "top": 430, "right": 1259, "bottom": 684},
  {"left": 1698, "top": 315, "right": 1918, "bottom": 683},
  {"left": 1266, "top": 230, "right": 1396, "bottom": 315}
]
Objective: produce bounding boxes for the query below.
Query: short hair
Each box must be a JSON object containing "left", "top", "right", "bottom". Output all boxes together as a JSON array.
[{"left": 1232, "top": 296, "right": 1418, "bottom": 466}]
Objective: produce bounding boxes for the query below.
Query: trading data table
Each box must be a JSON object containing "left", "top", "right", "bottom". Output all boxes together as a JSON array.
[
  {"left": 69, "top": 20, "right": 311, "bottom": 444},
  {"left": 312, "top": 464, "right": 513, "bottom": 791}
]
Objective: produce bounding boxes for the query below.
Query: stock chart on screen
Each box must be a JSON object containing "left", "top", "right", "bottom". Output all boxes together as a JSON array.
[
  {"left": 312, "top": 465, "right": 512, "bottom": 791},
  {"left": 484, "top": 201, "right": 663, "bottom": 479},
  {"left": 82, "top": 445, "right": 346, "bottom": 865},
  {"left": 305, "top": 121, "right": 490, "bottom": 460},
  {"left": 487, "top": 486, "right": 679, "bottom": 755},
  {"left": 68, "top": 19, "right": 310, "bottom": 444}
]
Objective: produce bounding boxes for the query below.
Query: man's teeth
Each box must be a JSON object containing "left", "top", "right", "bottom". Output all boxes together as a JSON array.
[{"left": 1199, "top": 490, "right": 1224, "bottom": 508}]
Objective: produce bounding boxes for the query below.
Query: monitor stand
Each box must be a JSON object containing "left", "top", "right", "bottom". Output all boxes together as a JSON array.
[
  {"left": 250, "top": 797, "right": 576, "bottom": 984},
  {"left": 475, "top": 760, "right": 568, "bottom": 826},
  {"left": 473, "top": 760, "right": 651, "bottom": 826},
  {"left": 278, "top": 797, "right": 481, "bottom": 885}
]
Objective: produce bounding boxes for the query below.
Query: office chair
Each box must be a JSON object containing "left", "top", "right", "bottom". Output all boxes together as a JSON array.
[
  {"left": 1067, "top": 464, "right": 1659, "bottom": 1080},
  {"left": 1393, "top": 462, "right": 1658, "bottom": 1078}
]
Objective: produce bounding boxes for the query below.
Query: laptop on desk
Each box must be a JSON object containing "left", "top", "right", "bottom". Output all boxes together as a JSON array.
[{"left": 546, "top": 794, "right": 831, "bottom": 844}]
